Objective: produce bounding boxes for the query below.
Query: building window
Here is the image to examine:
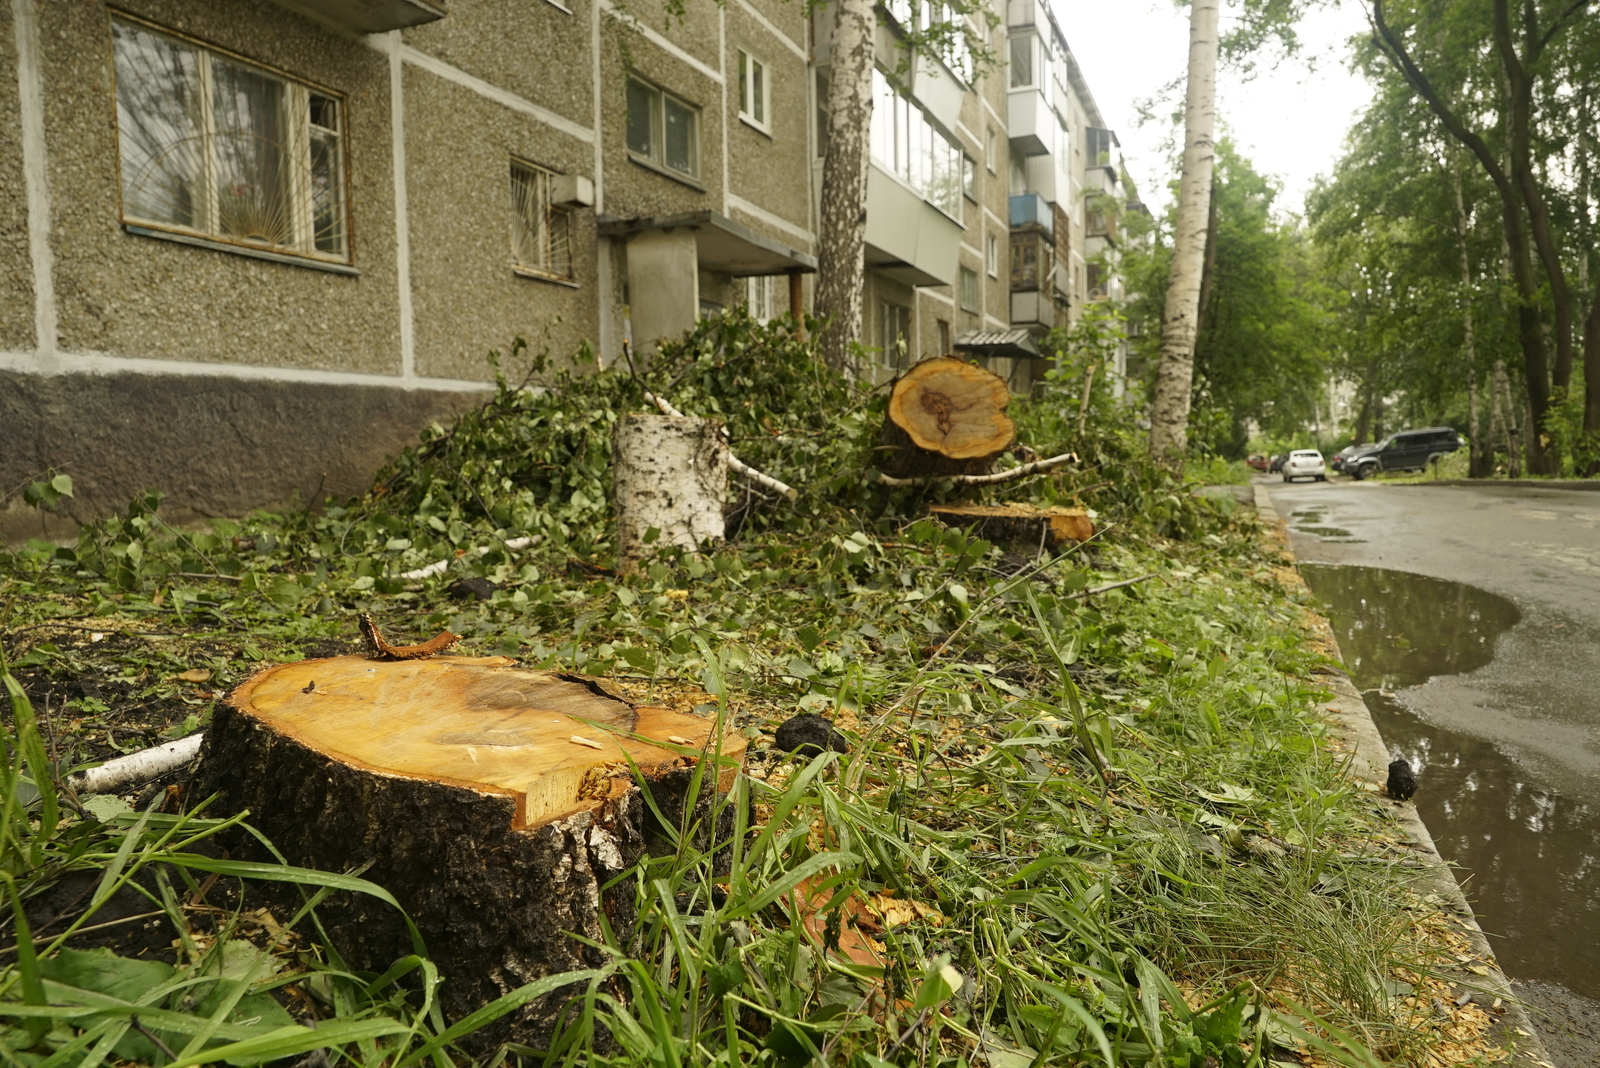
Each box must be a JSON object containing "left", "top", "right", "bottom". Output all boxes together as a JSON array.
[
  {"left": 962, "top": 155, "right": 977, "bottom": 201},
  {"left": 986, "top": 126, "right": 997, "bottom": 173},
  {"left": 986, "top": 233, "right": 999, "bottom": 278},
  {"left": 869, "top": 69, "right": 961, "bottom": 217},
  {"left": 1009, "top": 32, "right": 1034, "bottom": 88},
  {"left": 738, "top": 49, "right": 768, "bottom": 132},
  {"left": 627, "top": 78, "right": 699, "bottom": 180},
  {"left": 879, "top": 301, "right": 911, "bottom": 368},
  {"left": 745, "top": 275, "right": 780, "bottom": 321},
  {"left": 936, "top": 318, "right": 951, "bottom": 355},
  {"left": 111, "top": 16, "right": 348, "bottom": 262},
  {"left": 510, "top": 159, "right": 573, "bottom": 281},
  {"left": 959, "top": 266, "right": 979, "bottom": 311}
]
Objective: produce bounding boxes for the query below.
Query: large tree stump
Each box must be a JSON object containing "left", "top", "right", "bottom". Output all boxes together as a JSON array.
[
  {"left": 613, "top": 414, "right": 728, "bottom": 570},
  {"left": 878, "top": 357, "right": 1017, "bottom": 480},
  {"left": 192, "top": 654, "right": 745, "bottom": 1047},
  {"left": 929, "top": 503, "right": 1095, "bottom": 552}
]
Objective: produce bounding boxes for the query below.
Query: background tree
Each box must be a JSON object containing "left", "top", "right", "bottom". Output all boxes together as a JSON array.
[{"left": 1126, "top": 142, "right": 1331, "bottom": 456}]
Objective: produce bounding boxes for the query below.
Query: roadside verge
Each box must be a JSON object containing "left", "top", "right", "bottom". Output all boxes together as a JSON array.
[{"left": 1254, "top": 483, "right": 1555, "bottom": 1068}]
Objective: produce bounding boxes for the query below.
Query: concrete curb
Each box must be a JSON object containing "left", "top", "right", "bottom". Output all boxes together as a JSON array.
[{"left": 1253, "top": 484, "right": 1555, "bottom": 1068}]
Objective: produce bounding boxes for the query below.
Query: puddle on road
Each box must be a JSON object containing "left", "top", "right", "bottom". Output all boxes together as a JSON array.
[
  {"left": 1301, "top": 564, "right": 1600, "bottom": 1006},
  {"left": 1288, "top": 510, "right": 1363, "bottom": 543}
]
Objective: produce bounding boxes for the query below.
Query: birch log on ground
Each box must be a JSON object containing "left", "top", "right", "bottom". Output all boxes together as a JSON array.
[
  {"left": 879, "top": 357, "right": 1017, "bottom": 480},
  {"left": 928, "top": 504, "right": 1095, "bottom": 552},
  {"left": 614, "top": 414, "right": 729, "bottom": 570},
  {"left": 1147, "top": 0, "right": 1218, "bottom": 464},
  {"left": 191, "top": 654, "right": 746, "bottom": 1049}
]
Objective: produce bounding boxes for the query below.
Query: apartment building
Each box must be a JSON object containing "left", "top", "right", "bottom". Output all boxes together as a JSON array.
[{"left": 1, "top": 0, "right": 1128, "bottom": 538}]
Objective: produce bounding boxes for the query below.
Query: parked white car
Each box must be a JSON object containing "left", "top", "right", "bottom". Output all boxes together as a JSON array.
[{"left": 1282, "top": 450, "right": 1327, "bottom": 482}]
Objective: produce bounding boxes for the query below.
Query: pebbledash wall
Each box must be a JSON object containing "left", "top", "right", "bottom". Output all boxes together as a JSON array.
[{"left": 1, "top": 0, "right": 1134, "bottom": 542}]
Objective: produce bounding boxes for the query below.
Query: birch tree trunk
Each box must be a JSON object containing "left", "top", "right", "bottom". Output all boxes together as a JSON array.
[
  {"left": 814, "top": 0, "right": 875, "bottom": 376},
  {"left": 613, "top": 415, "right": 728, "bottom": 571},
  {"left": 1148, "top": 0, "right": 1219, "bottom": 464}
]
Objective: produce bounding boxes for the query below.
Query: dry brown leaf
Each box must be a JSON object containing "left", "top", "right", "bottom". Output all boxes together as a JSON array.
[{"left": 177, "top": 668, "right": 212, "bottom": 683}]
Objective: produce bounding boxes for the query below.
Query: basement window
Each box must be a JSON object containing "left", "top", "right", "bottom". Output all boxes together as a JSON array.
[
  {"left": 510, "top": 160, "right": 574, "bottom": 282},
  {"left": 111, "top": 15, "right": 349, "bottom": 264}
]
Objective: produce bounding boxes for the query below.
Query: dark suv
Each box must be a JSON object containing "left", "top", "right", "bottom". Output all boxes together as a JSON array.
[{"left": 1346, "top": 427, "right": 1465, "bottom": 480}]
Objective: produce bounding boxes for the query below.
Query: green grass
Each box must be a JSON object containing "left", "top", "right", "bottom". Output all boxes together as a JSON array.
[
  {"left": 0, "top": 316, "right": 1456, "bottom": 1066},
  {"left": 1183, "top": 458, "right": 1253, "bottom": 486}
]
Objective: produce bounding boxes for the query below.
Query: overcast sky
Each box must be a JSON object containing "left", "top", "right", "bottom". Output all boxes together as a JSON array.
[{"left": 1052, "top": 0, "right": 1376, "bottom": 218}]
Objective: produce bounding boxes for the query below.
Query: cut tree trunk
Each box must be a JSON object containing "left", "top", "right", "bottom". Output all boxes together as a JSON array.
[
  {"left": 929, "top": 503, "right": 1094, "bottom": 552},
  {"left": 879, "top": 357, "right": 1016, "bottom": 480},
  {"left": 191, "top": 654, "right": 746, "bottom": 1049},
  {"left": 614, "top": 414, "right": 728, "bottom": 570}
]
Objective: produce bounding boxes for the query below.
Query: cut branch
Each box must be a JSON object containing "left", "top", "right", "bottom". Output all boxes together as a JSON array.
[
  {"left": 642, "top": 388, "right": 798, "bottom": 500},
  {"left": 875, "top": 451, "right": 1077, "bottom": 487},
  {"left": 68, "top": 733, "right": 204, "bottom": 795}
]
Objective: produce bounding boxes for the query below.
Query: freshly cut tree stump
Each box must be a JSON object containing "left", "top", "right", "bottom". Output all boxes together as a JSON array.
[
  {"left": 929, "top": 503, "right": 1096, "bottom": 551},
  {"left": 614, "top": 413, "right": 728, "bottom": 571},
  {"left": 192, "top": 654, "right": 745, "bottom": 1047},
  {"left": 879, "top": 357, "right": 1017, "bottom": 479}
]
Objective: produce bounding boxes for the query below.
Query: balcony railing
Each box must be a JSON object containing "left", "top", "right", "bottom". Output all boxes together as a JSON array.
[
  {"left": 270, "top": 0, "right": 444, "bottom": 33},
  {"left": 1009, "top": 193, "right": 1053, "bottom": 236}
]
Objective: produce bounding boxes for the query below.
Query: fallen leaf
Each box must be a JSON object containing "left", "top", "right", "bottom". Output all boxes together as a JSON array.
[{"left": 178, "top": 668, "right": 212, "bottom": 683}]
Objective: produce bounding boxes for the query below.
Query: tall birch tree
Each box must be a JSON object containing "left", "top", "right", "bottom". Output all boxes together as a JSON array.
[
  {"left": 814, "top": 0, "right": 877, "bottom": 376},
  {"left": 1148, "top": 0, "right": 1220, "bottom": 463}
]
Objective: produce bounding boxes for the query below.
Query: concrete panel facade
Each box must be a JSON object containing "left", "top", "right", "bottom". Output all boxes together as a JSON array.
[{"left": 0, "top": 8, "right": 33, "bottom": 351}]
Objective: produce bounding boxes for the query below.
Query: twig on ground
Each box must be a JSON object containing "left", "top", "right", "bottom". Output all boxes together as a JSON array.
[
  {"left": 68, "top": 734, "right": 205, "bottom": 795},
  {"left": 874, "top": 452, "right": 1078, "bottom": 488},
  {"left": 883, "top": 1008, "right": 933, "bottom": 1059},
  {"left": 1069, "top": 574, "right": 1156, "bottom": 599}
]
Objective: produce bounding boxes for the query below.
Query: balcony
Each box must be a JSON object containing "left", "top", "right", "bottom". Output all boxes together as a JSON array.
[
  {"left": 1009, "top": 193, "right": 1053, "bottom": 236},
  {"left": 1007, "top": 89, "right": 1056, "bottom": 157},
  {"left": 1009, "top": 228, "right": 1051, "bottom": 292},
  {"left": 270, "top": 0, "right": 444, "bottom": 33},
  {"left": 863, "top": 164, "right": 963, "bottom": 287}
]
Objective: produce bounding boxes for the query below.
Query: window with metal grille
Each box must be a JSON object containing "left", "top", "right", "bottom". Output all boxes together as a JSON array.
[
  {"left": 111, "top": 15, "right": 348, "bottom": 263},
  {"left": 510, "top": 160, "right": 573, "bottom": 280}
]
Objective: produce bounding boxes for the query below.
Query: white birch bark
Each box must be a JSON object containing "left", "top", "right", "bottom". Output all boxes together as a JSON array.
[
  {"left": 613, "top": 415, "right": 729, "bottom": 570},
  {"left": 814, "top": 0, "right": 875, "bottom": 376},
  {"left": 1148, "top": 0, "right": 1219, "bottom": 463}
]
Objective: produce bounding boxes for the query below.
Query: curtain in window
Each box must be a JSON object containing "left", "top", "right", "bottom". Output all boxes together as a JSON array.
[{"left": 113, "top": 21, "right": 204, "bottom": 229}]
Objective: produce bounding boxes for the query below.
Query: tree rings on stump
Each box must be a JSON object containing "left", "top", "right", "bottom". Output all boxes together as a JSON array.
[
  {"left": 192, "top": 654, "right": 746, "bottom": 1047},
  {"left": 929, "top": 503, "right": 1096, "bottom": 551},
  {"left": 880, "top": 357, "right": 1017, "bottom": 479}
]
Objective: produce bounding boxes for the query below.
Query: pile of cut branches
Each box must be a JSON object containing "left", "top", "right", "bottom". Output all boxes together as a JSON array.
[{"left": 0, "top": 313, "right": 1489, "bottom": 1066}]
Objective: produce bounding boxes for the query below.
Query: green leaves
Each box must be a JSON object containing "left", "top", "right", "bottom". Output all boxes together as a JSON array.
[{"left": 22, "top": 473, "right": 73, "bottom": 511}]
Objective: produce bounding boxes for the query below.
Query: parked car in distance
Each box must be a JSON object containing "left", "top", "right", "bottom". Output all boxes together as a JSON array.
[
  {"left": 1346, "top": 427, "right": 1466, "bottom": 480},
  {"left": 1282, "top": 450, "right": 1327, "bottom": 482},
  {"left": 1330, "top": 444, "right": 1374, "bottom": 473},
  {"left": 1268, "top": 454, "right": 1286, "bottom": 473},
  {"left": 1246, "top": 453, "right": 1270, "bottom": 471}
]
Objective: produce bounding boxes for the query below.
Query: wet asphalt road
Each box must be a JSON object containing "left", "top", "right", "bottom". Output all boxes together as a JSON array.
[
  {"left": 1264, "top": 474, "right": 1600, "bottom": 1061},
  {"left": 1267, "top": 475, "right": 1600, "bottom": 805}
]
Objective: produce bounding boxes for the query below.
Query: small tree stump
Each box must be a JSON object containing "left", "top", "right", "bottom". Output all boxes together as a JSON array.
[
  {"left": 929, "top": 503, "right": 1095, "bottom": 551},
  {"left": 192, "top": 654, "right": 745, "bottom": 1047},
  {"left": 879, "top": 357, "right": 1017, "bottom": 480},
  {"left": 614, "top": 414, "right": 728, "bottom": 570}
]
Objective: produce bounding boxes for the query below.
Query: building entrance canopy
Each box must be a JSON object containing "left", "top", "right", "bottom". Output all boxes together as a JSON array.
[{"left": 598, "top": 211, "right": 816, "bottom": 277}]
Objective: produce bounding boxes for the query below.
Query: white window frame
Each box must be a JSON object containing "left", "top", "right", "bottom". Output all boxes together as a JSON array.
[
  {"left": 509, "top": 158, "right": 576, "bottom": 285},
  {"left": 737, "top": 48, "right": 770, "bottom": 134},
  {"left": 626, "top": 77, "right": 701, "bottom": 183},
  {"left": 958, "top": 266, "right": 979, "bottom": 311},
  {"left": 986, "top": 233, "right": 999, "bottom": 278},
  {"left": 110, "top": 14, "right": 350, "bottom": 267}
]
